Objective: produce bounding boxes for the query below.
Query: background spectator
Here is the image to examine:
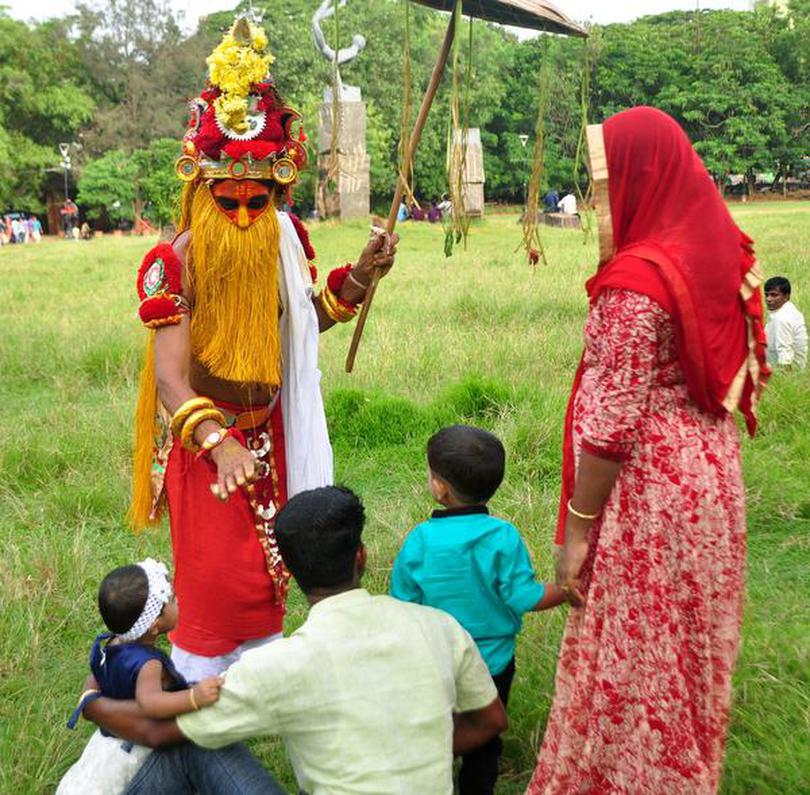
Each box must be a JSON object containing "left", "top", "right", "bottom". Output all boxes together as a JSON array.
[{"left": 765, "top": 277, "right": 807, "bottom": 369}]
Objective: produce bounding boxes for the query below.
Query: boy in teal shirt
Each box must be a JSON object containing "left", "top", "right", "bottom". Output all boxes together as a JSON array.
[{"left": 390, "top": 425, "right": 564, "bottom": 795}]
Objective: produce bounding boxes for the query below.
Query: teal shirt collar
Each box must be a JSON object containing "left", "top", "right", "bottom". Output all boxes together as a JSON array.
[{"left": 431, "top": 505, "right": 489, "bottom": 520}]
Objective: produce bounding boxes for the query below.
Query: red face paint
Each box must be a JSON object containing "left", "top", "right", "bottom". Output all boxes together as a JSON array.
[{"left": 210, "top": 180, "right": 272, "bottom": 228}]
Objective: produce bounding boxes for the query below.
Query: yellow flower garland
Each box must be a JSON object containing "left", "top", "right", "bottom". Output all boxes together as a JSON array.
[{"left": 207, "top": 20, "right": 274, "bottom": 133}]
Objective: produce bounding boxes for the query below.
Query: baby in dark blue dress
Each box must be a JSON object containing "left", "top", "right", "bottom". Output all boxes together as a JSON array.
[{"left": 59, "top": 558, "right": 222, "bottom": 795}]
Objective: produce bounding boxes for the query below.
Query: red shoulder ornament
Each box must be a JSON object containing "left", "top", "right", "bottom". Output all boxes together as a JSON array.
[
  {"left": 136, "top": 243, "right": 188, "bottom": 328},
  {"left": 288, "top": 212, "right": 317, "bottom": 277}
]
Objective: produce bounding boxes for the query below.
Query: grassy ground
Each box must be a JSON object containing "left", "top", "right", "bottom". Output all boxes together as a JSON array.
[{"left": 1, "top": 202, "right": 808, "bottom": 793}]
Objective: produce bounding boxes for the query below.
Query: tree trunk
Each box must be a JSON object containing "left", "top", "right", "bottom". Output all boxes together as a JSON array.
[
  {"left": 133, "top": 196, "right": 144, "bottom": 234},
  {"left": 746, "top": 171, "right": 756, "bottom": 201}
]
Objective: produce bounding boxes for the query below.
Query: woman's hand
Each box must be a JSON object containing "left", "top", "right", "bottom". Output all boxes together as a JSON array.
[
  {"left": 556, "top": 518, "right": 591, "bottom": 608},
  {"left": 209, "top": 437, "right": 256, "bottom": 500}
]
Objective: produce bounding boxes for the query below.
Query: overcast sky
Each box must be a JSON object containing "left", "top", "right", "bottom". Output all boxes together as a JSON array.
[{"left": 7, "top": 0, "right": 754, "bottom": 31}]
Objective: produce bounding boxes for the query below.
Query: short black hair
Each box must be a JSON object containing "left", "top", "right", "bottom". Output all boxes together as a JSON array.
[
  {"left": 98, "top": 565, "right": 149, "bottom": 635},
  {"left": 764, "top": 277, "right": 791, "bottom": 296},
  {"left": 427, "top": 425, "right": 505, "bottom": 504},
  {"left": 274, "top": 486, "right": 365, "bottom": 594}
]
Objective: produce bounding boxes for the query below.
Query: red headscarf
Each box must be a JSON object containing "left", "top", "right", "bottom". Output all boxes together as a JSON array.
[{"left": 556, "top": 107, "right": 769, "bottom": 543}]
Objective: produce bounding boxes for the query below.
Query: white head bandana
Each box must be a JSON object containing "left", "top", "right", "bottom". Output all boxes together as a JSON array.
[{"left": 118, "top": 558, "right": 174, "bottom": 642}]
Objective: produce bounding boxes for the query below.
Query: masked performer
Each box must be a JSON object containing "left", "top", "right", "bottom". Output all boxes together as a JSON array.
[{"left": 129, "top": 19, "right": 396, "bottom": 680}]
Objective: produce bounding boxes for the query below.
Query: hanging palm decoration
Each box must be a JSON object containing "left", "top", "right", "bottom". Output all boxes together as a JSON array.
[{"left": 346, "top": 0, "right": 588, "bottom": 372}]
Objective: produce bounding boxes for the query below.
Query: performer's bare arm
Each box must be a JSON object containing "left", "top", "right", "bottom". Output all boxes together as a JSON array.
[{"left": 313, "top": 230, "right": 399, "bottom": 332}]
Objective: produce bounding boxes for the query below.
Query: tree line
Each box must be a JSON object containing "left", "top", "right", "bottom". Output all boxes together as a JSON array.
[{"left": 1, "top": 0, "right": 807, "bottom": 229}]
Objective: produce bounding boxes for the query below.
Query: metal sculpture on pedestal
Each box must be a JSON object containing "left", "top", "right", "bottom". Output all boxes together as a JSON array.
[{"left": 312, "top": 0, "right": 370, "bottom": 220}]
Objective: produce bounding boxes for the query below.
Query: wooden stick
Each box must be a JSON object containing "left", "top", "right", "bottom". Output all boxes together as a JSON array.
[{"left": 345, "top": 12, "right": 457, "bottom": 373}]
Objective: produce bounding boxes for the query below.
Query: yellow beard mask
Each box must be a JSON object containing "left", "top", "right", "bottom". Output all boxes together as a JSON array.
[{"left": 187, "top": 182, "right": 282, "bottom": 387}]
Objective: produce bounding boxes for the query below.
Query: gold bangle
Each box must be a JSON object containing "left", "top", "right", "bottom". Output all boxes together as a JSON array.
[
  {"left": 171, "top": 397, "right": 215, "bottom": 438},
  {"left": 322, "top": 286, "right": 352, "bottom": 320},
  {"left": 189, "top": 687, "right": 199, "bottom": 711},
  {"left": 317, "top": 289, "right": 341, "bottom": 323},
  {"left": 567, "top": 499, "right": 601, "bottom": 521},
  {"left": 181, "top": 408, "right": 226, "bottom": 452},
  {"left": 319, "top": 286, "right": 357, "bottom": 323}
]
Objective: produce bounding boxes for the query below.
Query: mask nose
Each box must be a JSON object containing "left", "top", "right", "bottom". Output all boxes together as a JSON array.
[{"left": 237, "top": 205, "right": 250, "bottom": 229}]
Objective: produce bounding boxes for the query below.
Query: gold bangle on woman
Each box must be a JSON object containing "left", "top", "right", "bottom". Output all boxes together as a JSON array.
[
  {"left": 567, "top": 499, "right": 601, "bottom": 521},
  {"left": 180, "top": 408, "right": 227, "bottom": 453},
  {"left": 171, "top": 397, "right": 216, "bottom": 438}
]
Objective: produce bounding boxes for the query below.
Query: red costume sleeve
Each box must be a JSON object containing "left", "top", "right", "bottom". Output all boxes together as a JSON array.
[{"left": 136, "top": 243, "right": 188, "bottom": 328}]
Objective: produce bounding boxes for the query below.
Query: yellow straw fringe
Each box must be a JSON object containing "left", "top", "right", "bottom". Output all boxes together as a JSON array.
[
  {"left": 128, "top": 182, "right": 282, "bottom": 530},
  {"left": 128, "top": 333, "right": 160, "bottom": 530},
  {"left": 188, "top": 184, "right": 282, "bottom": 386}
]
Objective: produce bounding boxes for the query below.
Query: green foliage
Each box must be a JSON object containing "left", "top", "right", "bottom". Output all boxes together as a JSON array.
[
  {"left": 132, "top": 138, "right": 181, "bottom": 227},
  {"left": 0, "top": 13, "right": 95, "bottom": 210},
  {"left": 590, "top": 10, "right": 807, "bottom": 182},
  {"left": 77, "top": 149, "right": 137, "bottom": 221},
  {"left": 78, "top": 138, "right": 180, "bottom": 224},
  {"left": 2, "top": 1, "right": 808, "bottom": 215}
]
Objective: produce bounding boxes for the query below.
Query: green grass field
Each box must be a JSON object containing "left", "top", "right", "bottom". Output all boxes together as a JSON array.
[{"left": 1, "top": 203, "right": 808, "bottom": 793}]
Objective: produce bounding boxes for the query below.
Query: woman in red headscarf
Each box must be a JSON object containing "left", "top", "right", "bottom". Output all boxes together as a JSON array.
[{"left": 527, "top": 107, "right": 769, "bottom": 794}]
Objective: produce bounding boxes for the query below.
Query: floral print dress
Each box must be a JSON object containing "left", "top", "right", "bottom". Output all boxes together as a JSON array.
[{"left": 528, "top": 289, "right": 746, "bottom": 794}]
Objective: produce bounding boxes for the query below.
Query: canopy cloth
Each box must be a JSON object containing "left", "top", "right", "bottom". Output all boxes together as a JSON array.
[{"left": 411, "top": 0, "right": 588, "bottom": 36}]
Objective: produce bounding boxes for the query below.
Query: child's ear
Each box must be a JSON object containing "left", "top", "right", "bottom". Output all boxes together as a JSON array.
[{"left": 429, "top": 472, "right": 449, "bottom": 501}]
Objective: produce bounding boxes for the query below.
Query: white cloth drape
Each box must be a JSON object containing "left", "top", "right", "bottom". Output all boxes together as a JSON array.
[{"left": 277, "top": 211, "right": 334, "bottom": 496}]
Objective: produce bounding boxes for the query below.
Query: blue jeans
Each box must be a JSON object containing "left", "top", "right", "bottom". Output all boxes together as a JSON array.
[{"left": 124, "top": 742, "right": 286, "bottom": 794}]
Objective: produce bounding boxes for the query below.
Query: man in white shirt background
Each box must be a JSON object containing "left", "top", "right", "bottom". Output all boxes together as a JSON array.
[
  {"left": 765, "top": 276, "right": 807, "bottom": 370},
  {"left": 83, "top": 486, "right": 506, "bottom": 794},
  {"left": 557, "top": 192, "right": 578, "bottom": 216}
]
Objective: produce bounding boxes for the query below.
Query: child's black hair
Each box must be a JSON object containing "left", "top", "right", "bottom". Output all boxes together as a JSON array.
[
  {"left": 427, "top": 425, "right": 505, "bottom": 504},
  {"left": 98, "top": 565, "right": 149, "bottom": 635},
  {"left": 274, "top": 486, "right": 365, "bottom": 594}
]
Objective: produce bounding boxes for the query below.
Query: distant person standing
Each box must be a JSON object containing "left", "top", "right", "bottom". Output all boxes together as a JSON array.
[
  {"left": 765, "top": 277, "right": 807, "bottom": 369},
  {"left": 31, "top": 216, "right": 43, "bottom": 242}
]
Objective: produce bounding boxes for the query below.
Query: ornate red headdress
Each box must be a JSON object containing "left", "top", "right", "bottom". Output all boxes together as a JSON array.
[{"left": 175, "top": 17, "right": 308, "bottom": 185}]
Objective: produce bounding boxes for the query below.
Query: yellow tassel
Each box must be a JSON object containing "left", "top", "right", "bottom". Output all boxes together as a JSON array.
[
  {"left": 188, "top": 183, "right": 282, "bottom": 386},
  {"left": 128, "top": 333, "right": 161, "bottom": 530},
  {"left": 177, "top": 180, "right": 196, "bottom": 233}
]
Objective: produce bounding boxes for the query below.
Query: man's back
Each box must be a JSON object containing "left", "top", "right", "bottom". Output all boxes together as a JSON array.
[{"left": 178, "top": 589, "right": 496, "bottom": 795}]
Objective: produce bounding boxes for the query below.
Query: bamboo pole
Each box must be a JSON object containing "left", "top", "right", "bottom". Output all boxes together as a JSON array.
[{"left": 345, "top": 12, "right": 457, "bottom": 372}]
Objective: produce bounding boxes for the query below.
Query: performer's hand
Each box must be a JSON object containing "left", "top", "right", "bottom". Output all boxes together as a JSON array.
[
  {"left": 209, "top": 437, "right": 257, "bottom": 501},
  {"left": 191, "top": 676, "right": 224, "bottom": 708},
  {"left": 556, "top": 520, "right": 590, "bottom": 608},
  {"left": 348, "top": 228, "right": 399, "bottom": 294}
]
